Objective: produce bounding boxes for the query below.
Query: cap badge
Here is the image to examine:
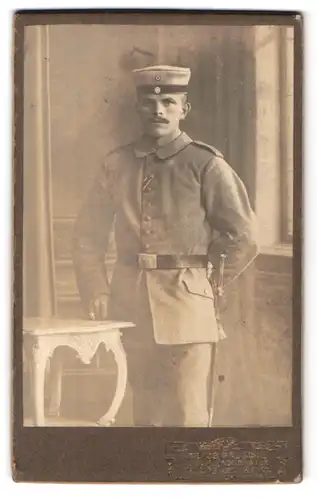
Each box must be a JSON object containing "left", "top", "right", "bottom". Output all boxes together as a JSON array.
[{"left": 154, "top": 86, "right": 161, "bottom": 94}]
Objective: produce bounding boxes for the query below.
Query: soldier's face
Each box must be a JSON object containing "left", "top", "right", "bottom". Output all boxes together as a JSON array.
[{"left": 136, "top": 93, "right": 190, "bottom": 138}]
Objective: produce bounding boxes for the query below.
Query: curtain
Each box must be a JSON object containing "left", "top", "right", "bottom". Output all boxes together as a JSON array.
[{"left": 23, "top": 26, "right": 56, "bottom": 318}]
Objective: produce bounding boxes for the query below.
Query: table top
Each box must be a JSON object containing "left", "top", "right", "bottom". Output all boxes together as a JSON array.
[{"left": 23, "top": 317, "right": 135, "bottom": 336}]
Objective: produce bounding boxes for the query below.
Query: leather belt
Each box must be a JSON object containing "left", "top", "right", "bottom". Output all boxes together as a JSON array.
[{"left": 118, "top": 253, "right": 208, "bottom": 270}]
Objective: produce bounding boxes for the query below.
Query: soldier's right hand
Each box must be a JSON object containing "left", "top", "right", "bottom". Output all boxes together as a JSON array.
[{"left": 88, "top": 294, "right": 108, "bottom": 320}]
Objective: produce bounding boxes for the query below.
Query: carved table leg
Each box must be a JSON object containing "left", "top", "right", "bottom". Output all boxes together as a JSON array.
[
  {"left": 31, "top": 338, "right": 51, "bottom": 426},
  {"left": 48, "top": 353, "right": 63, "bottom": 417},
  {"left": 23, "top": 343, "right": 33, "bottom": 419},
  {"left": 97, "top": 334, "right": 128, "bottom": 426}
]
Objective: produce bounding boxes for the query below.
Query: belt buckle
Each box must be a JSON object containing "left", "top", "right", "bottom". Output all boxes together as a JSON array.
[{"left": 138, "top": 253, "right": 158, "bottom": 269}]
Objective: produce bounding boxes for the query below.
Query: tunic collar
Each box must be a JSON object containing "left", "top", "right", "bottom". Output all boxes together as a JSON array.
[{"left": 133, "top": 132, "right": 192, "bottom": 159}]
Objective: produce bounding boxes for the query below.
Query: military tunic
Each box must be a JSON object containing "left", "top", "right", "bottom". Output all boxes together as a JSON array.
[{"left": 72, "top": 131, "right": 258, "bottom": 425}]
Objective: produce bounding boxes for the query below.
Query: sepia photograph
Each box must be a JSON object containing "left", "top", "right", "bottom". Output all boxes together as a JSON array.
[{"left": 13, "top": 10, "right": 302, "bottom": 483}]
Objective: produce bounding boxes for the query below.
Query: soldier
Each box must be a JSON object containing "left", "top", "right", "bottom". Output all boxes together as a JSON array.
[{"left": 72, "top": 65, "right": 258, "bottom": 427}]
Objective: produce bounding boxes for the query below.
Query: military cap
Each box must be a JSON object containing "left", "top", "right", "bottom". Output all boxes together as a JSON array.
[{"left": 132, "top": 65, "right": 191, "bottom": 95}]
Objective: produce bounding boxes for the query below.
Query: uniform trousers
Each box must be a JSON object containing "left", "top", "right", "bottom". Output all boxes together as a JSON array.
[{"left": 123, "top": 333, "right": 212, "bottom": 427}]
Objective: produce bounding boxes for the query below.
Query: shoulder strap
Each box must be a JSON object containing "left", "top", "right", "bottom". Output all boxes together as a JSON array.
[{"left": 192, "top": 140, "right": 224, "bottom": 158}]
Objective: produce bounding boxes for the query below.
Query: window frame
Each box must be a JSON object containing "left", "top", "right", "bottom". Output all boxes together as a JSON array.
[{"left": 279, "top": 26, "right": 294, "bottom": 244}]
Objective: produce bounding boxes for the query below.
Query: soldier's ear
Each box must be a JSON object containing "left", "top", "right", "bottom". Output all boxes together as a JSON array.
[{"left": 181, "top": 100, "right": 191, "bottom": 120}]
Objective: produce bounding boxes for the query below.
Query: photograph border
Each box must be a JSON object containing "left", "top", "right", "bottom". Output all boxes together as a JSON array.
[{"left": 12, "top": 9, "right": 303, "bottom": 483}]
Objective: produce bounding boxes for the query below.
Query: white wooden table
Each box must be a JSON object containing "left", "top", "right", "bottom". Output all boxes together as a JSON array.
[{"left": 23, "top": 317, "right": 134, "bottom": 427}]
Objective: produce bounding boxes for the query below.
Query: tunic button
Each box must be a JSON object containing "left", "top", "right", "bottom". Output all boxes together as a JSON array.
[
  {"left": 144, "top": 244, "right": 150, "bottom": 250},
  {"left": 204, "top": 289, "right": 209, "bottom": 295},
  {"left": 144, "top": 215, "right": 151, "bottom": 222}
]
